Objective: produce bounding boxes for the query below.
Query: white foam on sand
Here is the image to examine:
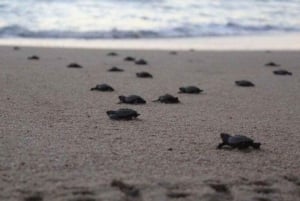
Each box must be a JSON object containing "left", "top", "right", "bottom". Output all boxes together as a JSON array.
[{"left": 0, "top": 33, "right": 300, "bottom": 50}]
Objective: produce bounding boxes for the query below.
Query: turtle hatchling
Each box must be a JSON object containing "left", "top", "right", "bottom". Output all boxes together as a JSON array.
[
  {"left": 107, "top": 52, "right": 118, "bottom": 56},
  {"left": 108, "top": 66, "right": 124, "bottom": 72},
  {"left": 273, "top": 69, "right": 292, "bottom": 75},
  {"left": 179, "top": 86, "right": 203, "bottom": 94},
  {"left": 118, "top": 95, "right": 146, "bottom": 104},
  {"left": 124, "top": 56, "right": 135, "bottom": 61},
  {"left": 265, "top": 62, "right": 280, "bottom": 67},
  {"left": 235, "top": 80, "right": 255, "bottom": 87},
  {"left": 13, "top": 46, "right": 20, "bottom": 51},
  {"left": 67, "top": 63, "right": 82, "bottom": 68},
  {"left": 136, "top": 72, "right": 153, "bottom": 78},
  {"left": 135, "top": 59, "right": 148, "bottom": 65},
  {"left": 90, "top": 84, "right": 114, "bottom": 91},
  {"left": 106, "top": 108, "right": 140, "bottom": 120},
  {"left": 153, "top": 94, "right": 180, "bottom": 104},
  {"left": 28, "top": 55, "right": 39, "bottom": 60},
  {"left": 217, "top": 133, "right": 261, "bottom": 150}
]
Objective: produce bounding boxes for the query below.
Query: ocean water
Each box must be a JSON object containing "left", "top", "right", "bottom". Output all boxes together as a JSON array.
[{"left": 0, "top": 0, "right": 299, "bottom": 39}]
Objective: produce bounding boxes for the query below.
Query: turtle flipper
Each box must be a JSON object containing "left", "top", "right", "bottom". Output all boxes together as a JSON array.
[{"left": 217, "top": 143, "right": 226, "bottom": 149}]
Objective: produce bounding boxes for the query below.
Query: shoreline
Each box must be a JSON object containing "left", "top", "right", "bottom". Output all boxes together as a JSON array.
[{"left": 0, "top": 33, "right": 300, "bottom": 50}]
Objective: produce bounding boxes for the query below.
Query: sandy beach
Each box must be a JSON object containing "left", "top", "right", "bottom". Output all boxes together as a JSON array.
[{"left": 0, "top": 45, "right": 300, "bottom": 201}]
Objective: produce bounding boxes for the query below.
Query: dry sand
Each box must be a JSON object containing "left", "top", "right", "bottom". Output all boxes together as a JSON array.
[{"left": 0, "top": 46, "right": 299, "bottom": 201}]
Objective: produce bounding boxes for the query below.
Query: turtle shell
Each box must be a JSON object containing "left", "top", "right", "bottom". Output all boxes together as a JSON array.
[
  {"left": 91, "top": 84, "right": 114, "bottom": 91},
  {"left": 107, "top": 52, "right": 118, "bottom": 56},
  {"left": 218, "top": 133, "right": 261, "bottom": 149},
  {"left": 28, "top": 55, "right": 39, "bottom": 60},
  {"left": 136, "top": 72, "right": 153, "bottom": 78},
  {"left": 124, "top": 56, "right": 135, "bottom": 61},
  {"left": 108, "top": 67, "right": 124, "bottom": 72},
  {"left": 119, "top": 95, "right": 146, "bottom": 104},
  {"left": 107, "top": 108, "right": 140, "bottom": 120},
  {"left": 67, "top": 63, "right": 82, "bottom": 68},
  {"left": 235, "top": 80, "right": 255, "bottom": 87},
  {"left": 273, "top": 70, "right": 292, "bottom": 75},
  {"left": 135, "top": 59, "right": 147, "bottom": 65},
  {"left": 155, "top": 94, "right": 180, "bottom": 104},
  {"left": 265, "top": 62, "right": 280, "bottom": 67},
  {"left": 228, "top": 135, "right": 254, "bottom": 145},
  {"left": 179, "top": 86, "right": 203, "bottom": 94}
]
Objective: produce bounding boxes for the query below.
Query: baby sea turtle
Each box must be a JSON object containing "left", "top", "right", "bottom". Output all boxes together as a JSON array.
[
  {"left": 27, "top": 55, "right": 39, "bottom": 60},
  {"left": 179, "top": 86, "right": 203, "bottom": 94},
  {"left": 108, "top": 66, "right": 124, "bottom": 72},
  {"left": 67, "top": 63, "right": 82, "bottom": 68},
  {"left": 136, "top": 72, "right": 153, "bottom": 78},
  {"left": 273, "top": 69, "right": 292, "bottom": 76},
  {"left": 106, "top": 108, "right": 140, "bottom": 120},
  {"left": 13, "top": 46, "right": 20, "bottom": 51},
  {"left": 111, "top": 179, "right": 140, "bottom": 197},
  {"left": 265, "top": 62, "right": 280, "bottom": 67},
  {"left": 235, "top": 80, "right": 255, "bottom": 87},
  {"left": 118, "top": 95, "right": 146, "bottom": 104},
  {"left": 217, "top": 133, "right": 261, "bottom": 150},
  {"left": 135, "top": 59, "right": 148, "bottom": 65},
  {"left": 153, "top": 94, "right": 180, "bottom": 104},
  {"left": 90, "top": 84, "right": 114, "bottom": 91},
  {"left": 124, "top": 56, "right": 135, "bottom": 61},
  {"left": 107, "top": 52, "right": 118, "bottom": 56},
  {"left": 169, "top": 51, "right": 177, "bottom": 55}
]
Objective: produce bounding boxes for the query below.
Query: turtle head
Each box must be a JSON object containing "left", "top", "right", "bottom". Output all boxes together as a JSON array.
[
  {"left": 118, "top": 95, "right": 126, "bottom": 103},
  {"left": 178, "top": 87, "right": 185, "bottom": 93},
  {"left": 220, "top": 133, "right": 231, "bottom": 143},
  {"left": 106, "top": 110, "right": 115, "bottom": 115}
]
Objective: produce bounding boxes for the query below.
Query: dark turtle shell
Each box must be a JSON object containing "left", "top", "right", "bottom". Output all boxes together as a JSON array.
[
  {"left": 67, "top": 63, "right": 82, "bottom": 68},
  {"left": 13, "top": 46, "right": 20, "bottom": 51},
  {"left": 135, "top": 59, "right": 148, "bottom": 65},
  {"left": 179, "top": 86, "right": 203, "bottom": 94},
  {"left": 273, "top": 70, "right": 292, "bottom": 75},
  {"left": 107, "top": 52, "right": 118, "bottom": 56},
  {"left": 90, "top": 84, "right": 114, "bottom": 91},
  {"left": 111, "top": 179, "right": 140, "bottom": 197},
  {"left": 28, "top": 55, "right": 39, "bottom": 60},
  {"left": 106, "top": 108, "right": 140, "bottom": 120},
  {"left": 124, "top": 56, "right": 135, "bottom": 61},
  {"left": 153, "top": 94, "right": 180, "bottom": 104},
  {"left": 217, "top": 133, "right": 261, "bottom": 149},
  {"left": 136, "top": 72, "right": 153, "bottom": 78},
  {"left": 108, "top": 66, "right": 124, "bottom": 72},
  {"left": 119, "top": 95, "right": 146, "bottom": 104},
  {"left": 235, "top": 80, "right": 255, "bottom": 87},
  {"left": 265, "top": 62, "right": 280, "bottom": 67}
]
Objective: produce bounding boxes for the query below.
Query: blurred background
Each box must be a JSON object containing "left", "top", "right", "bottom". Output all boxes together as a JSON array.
[{"left": 0, "top": 0, "right": 299, "bottom": 39}]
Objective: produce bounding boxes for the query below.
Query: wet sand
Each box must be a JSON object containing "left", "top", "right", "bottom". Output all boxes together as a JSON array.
[{"left": 0, "top": 46, "right": 299, "bottom": 201}]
